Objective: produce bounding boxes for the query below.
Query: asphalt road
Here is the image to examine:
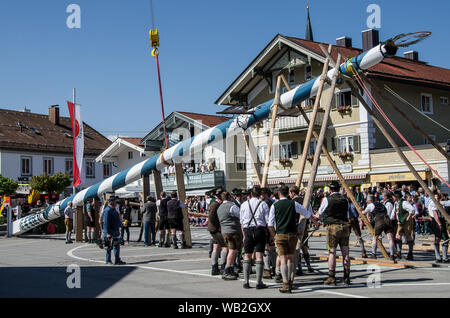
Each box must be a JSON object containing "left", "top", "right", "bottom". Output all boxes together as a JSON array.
[{"left": 1, "top": 227, "right": 449, "bottom": 298}]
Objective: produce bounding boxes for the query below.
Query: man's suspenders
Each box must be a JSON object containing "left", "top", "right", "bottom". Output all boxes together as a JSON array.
[{"left": 247, "top": 200, "right": 263, "bottom": 228}]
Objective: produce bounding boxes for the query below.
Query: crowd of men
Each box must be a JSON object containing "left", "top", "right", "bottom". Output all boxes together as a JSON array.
[{"left": 61, "top": 180, "right": 450, "bottom": 292}]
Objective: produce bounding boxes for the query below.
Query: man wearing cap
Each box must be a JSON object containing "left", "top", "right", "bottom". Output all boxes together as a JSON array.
[
  {"left": 268, "top": 185, "right": 312, "bottom": 293},
  {"left": 167, "top": 191, "right": 188, "bottom": 249},
  {"left": 217, "top": 191, "right": 242, "bottom": 280},
  {"left": 428, "top": 191, "right": 449, "bottom": 263},
  {"left": 208, "top": 189, "right": 228, "bottom": 275},
  {"left": 239, "top": 185, "right": 270, "bottom": 289},
  {"left": 364, "top": 194, "right": 396, "bottom": 260},
  {"left": 393, "top": 191, "right": 416, "bottom": 260},
  {"left": 318, "top": 181, "right": 350, "bottom": 285},
  {"left": 103, "top": 197, "right": 126, "bottom": 265}
]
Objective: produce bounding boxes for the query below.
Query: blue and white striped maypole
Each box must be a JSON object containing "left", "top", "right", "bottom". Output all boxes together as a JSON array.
[{"left": 13, "top": 40, "right": 398, "bottom": 235}]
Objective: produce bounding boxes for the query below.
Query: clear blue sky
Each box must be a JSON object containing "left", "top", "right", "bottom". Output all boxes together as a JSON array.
[{"left": 1, "top": 0, "right": 448, "bottom": 139}]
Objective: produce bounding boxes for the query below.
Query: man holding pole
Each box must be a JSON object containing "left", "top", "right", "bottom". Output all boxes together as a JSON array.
[
  {"left": 393, "top": 191, "right": 416, "bottom": 260},
  {"left": 318, "top": 181, "right": 351, "bottom": 286}
]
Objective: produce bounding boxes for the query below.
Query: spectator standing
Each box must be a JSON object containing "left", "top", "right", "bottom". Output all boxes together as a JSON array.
[
  {"left": 120, "top": 200, "right": 132, "bottom": 244},
  {"left": 103, "top": 197, "right": 126, "bottom": 265},
  {"left": 64, "top": 201, "right": 74, "bottom": 244},
  {"left": 142, "top": 196, "right": 157, "bottom": 246}
]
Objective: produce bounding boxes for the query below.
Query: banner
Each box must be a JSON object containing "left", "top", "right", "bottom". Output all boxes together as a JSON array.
[
  {"left": 67, "top": 101, "right": 85, "bottom": 187},
  {"left": 1, "top": 196, "right": 11, "bottom": 214}
]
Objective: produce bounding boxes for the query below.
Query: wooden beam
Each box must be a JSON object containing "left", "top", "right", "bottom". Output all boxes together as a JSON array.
[
  {"left": 261, "top": 76, "right": 283, "bottom": 188},
  {"left": 75, "top": 206, "right": 83, "bottom": 242},
  {"left": 302, "top": 54, "right": 342, "bottom": 216},
  {"left": 175, "top": 163, "right": 192, "bottom": 248},
  {"left": 93, "top": 198, "right": 101, "bottom": 240},
  {"left": 295, "top": 44, "right": 332, "bottom": 187},
  {"left": 152, "top": 170, "right": 163, "bottom": 200},
  {"left": 243, "top": 132, "right": 262, "bottom": 185}
]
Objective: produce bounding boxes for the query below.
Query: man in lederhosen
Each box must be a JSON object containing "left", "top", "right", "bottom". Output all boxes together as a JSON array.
[
  {"left": 261, "top": 187, "right": 277, "bottom": 279},
  {"left": 167, "top": 191, "right": 188, "bottom": 249},
  {"left": 318, "top": 181, "right": 351, "bottom": 286},
  {"left": 428, "top": 191, "right": 449, "bottom": 263},
  {"left": 156, "top": 192, "right": 171, "bottom": 248},
  {"left": 268, "top": 185, "right": 311, "bottom": 293},
  {"left": 393, "top": 191, "right": 416, "bottom": 260},
  {"left": 208, "top": 188, "right": 228, "bottom": 275},
  {"left": 239, "top": 185, "right": 270, "bottom": 289},
  {"left": 364, "top": 194, "right": 396, "bottom": 260}
]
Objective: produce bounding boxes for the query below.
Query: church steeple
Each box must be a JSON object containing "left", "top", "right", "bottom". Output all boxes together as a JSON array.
[{"left": 305, "top": 1, "right": 314, "bottom": 41}]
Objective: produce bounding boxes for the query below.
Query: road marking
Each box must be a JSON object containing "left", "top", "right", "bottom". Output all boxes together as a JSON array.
[{"left": 67, "top": 245, "right": 368, "bottom": 298}]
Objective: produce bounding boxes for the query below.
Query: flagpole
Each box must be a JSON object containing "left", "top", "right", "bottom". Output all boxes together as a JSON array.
[{"left": 73, "top": 88, "right": 76, "bottom": 196}]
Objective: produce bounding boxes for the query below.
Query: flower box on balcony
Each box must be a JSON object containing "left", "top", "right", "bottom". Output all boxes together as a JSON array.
[
  {"left": 338, "top": 152, "right": 353, "bottom": 159},
  {"left": 302, "top": 104, "right": 314, "bottom": 111},
  {"left": 337, "top": 105, "right": 352, "bottom": 113},
  {"left": 306, "top": 154, "right": 314, "bottom": 161},
  {"left": 279, "top": 158, "right": 291, "bottom": 165}
]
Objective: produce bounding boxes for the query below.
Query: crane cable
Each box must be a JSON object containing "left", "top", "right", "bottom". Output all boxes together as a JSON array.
[
  {"left": 149, "top": 0, "right": 168, "bottom": 149},
  {"left": 349, "top": 63, "right": 450, "bottom": 188}
]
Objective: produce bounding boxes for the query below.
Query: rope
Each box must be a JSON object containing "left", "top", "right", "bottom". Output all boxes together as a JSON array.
[
  {"left": 383, "top": 85, "right": 450, "bottom": 133},
  {"left": 349, "top": 63, "right": 450, "bottom": 188},
  {"left": 155, "top": 53, "right": 169, "bottom": 149}
]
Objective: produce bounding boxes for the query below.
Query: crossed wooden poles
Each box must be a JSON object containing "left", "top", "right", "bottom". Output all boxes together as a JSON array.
[{"left": 250, "top": 44, "right": 449, "bottom": 260}]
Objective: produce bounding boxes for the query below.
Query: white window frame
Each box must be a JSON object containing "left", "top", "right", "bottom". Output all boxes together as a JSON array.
[
  {"left": 421, "top": 93, "right": 433, "bottom": 114},
  {"left": 43, "top": 157, "right": 54, "bottom": 175},
  {"left": 337, "top": 135, "right": 355, "bottom": 153},
  {"left": 288, "top": 69, "right": 295, "bottom": 84},
  {"left": 21, "top": 156, "right": 32, "bottom": 177},
  {"left": 336, "top": 89, "right": 352, "bottom": 108},
  {"left": 128, "top": 151, "right": 134, "bottom": 160},
  {"left": 85, "top": 159, "right": 95, "bottom": 178},
  {"left": 440, "top": 96, "right": 448, "bottom": 105},
  {"left": 280, "top": 142, "right": 293, "bottom": 159},
  {"left": 307, "top": 139, "right": 317, "bottom": 156}
]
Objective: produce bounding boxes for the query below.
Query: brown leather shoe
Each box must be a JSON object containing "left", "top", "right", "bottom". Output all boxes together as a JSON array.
[
  {"left": 279, "top": 282, "right": 291, "bottom": 294},
  {"left": 263, "top": 269, "right": 272, "bottom": 279},
  {"left": 324, "top": 270, "right": 336, "bottom": 286}
]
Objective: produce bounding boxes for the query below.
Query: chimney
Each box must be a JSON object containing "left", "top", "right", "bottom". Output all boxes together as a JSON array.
[
  {"left": 362, "top": 29, "right": 379, "bottom": 51},
  {"left": 48, "top": 105, "right": 60, "bottom": 125},
  {"left": 336, "top": 36, "right": 352, "bottom": 48},
  {"left": 404, "top": 50, "right": 419, "bottom": 61}
]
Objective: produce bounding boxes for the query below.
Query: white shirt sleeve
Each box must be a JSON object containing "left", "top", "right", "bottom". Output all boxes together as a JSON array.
[
  {"left": 156, "top": 200, "right": 160, "bottom": 207},
  {"left": 364, "top": 203, "right": 375, "bottom": 214},
  {"left": 261, "top": 202, "right": 270, "bottom": 223},
  {"left": 294, "top": 201, "right": 312, "bottom": 218},
  {"left": 230, "top": 204, "right": 241, "bottom": 219},
  {"left": 403, "top": 201, "right": 416, "bottom": 215},
  {"left": 239, "top": 201, "right": 247, "bottom": 225},
  {"left": 318, "top": 197, "right": 328, "bottom": 216},
  {"left": 385, "top": 202, "right": 395, "bottom": 220},
  {"left": 268, "top": 204, "right": 275, "bottom": 227}
]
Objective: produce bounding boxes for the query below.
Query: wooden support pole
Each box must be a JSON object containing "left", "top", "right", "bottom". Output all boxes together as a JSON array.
[
  {"left": 175, "top": 163, "right": 192, "bottom": 248},
  {"left": 302, "top": 54, "right": 342, "bottom": 214},
  {"left": 243, "top": 132, "right": 262, "bottom": 185},
  {"left": 142, "top": 175, "right": 150, "bottom": 201},
  {"left": 261, "top": 76, "right": 283, "bottom": 188},
  {"left": 75, "top": 206, "right": 83, "bottom": 242},
  {"left": 295, "top": 44, "right": 332, "bottom": 187},
  {"left": 152, "top": 170, "right": 163, "bottom": 200},
  {"left": 362, "top": 75, "right": 450, "bottom": 161},
  {"left": 347, "top": 80, "right": 450, "bottom": 225},
  {"left": 93, "top": 198, "right": 101, "bottom": 240}
]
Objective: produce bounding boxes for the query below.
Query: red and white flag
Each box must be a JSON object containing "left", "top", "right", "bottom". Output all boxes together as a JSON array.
[{"left": 67, "top": 101, "right": 85, "bottom": 187}]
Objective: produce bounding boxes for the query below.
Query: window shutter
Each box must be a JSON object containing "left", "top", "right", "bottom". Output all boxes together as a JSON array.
[
  {"left": 331, "top": 137, "right": 337, "bottom": 154},
  {"left": 300, "top": 141, "right": 305, "bottom": 155},
  {"left": 291, "top": 141, "right": 298, "bottom": 158},
  {"left": 351, "top": 93, "right": 359, "bottom": 107},
  {"left": 354, "top": 135, "right": 361, "bottom": 153}
]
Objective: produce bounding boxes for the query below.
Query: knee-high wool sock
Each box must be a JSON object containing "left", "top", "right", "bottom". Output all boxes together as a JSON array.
[
  {"left": 255, "top": 261, "right": 264, "bottom": 285},
  {"left": 280, "top": 264, "right": 288, "bottom": 283},
  {"left": 220, "top": 250, "right": 228, "bottom": 267},
  {"left": 434, "top": 243, "right": 441, "bottom": 260},
  {"left": 287, "top": 263, "right": 295, "bottom": 282},
  {"left": 263, "top": 252, "right": 270, "bottom": 270},
  {"left": 243, "top": 260, "right": 251, "bottom": 284},
  {"left": 211, "top": 252, "right": 218, "bottom": 266}
]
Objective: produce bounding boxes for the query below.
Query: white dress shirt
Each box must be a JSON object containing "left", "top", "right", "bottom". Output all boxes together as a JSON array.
[
  {"left": 240, "top": 197, "right": 270, "bottom": 228},
  {"left": 222, "top": 200, "right": 241, "bottom": 218},
  {"left": 268, "top": 197, "right": 312, "bottom": 227}
]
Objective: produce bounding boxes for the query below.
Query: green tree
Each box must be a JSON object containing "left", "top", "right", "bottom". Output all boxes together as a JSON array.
[
  {"left": 0, "top": 174, "right": 19, "bottom": 196},
  {"left": 29, "top": 173, "right": 72, "bottom": 194}
]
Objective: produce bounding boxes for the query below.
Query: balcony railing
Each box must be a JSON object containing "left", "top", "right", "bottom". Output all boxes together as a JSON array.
[
  {"left": 263, "top": 109, "right": 324, "bottom": 134},
  {"left": 161, "top": 170, "right": 225, "bottom": 192}
]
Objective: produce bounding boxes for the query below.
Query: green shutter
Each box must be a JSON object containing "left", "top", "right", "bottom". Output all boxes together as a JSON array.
[
  {"left": 354, "top": 135, "right": 361, "bottom": 153},
  {"left": 351, "top": 93, "right": 359, "bottom": 107},
  {"left": 331, "top": 137, "right": 337, "bottom": 154},
  {"left": 291, "top": 141, "right": 298, "bottom": 158}
]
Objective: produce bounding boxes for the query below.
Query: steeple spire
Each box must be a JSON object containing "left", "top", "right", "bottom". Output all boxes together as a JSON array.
[{"left": 305, "top": 1, "right": 314, "bottom": 41}]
